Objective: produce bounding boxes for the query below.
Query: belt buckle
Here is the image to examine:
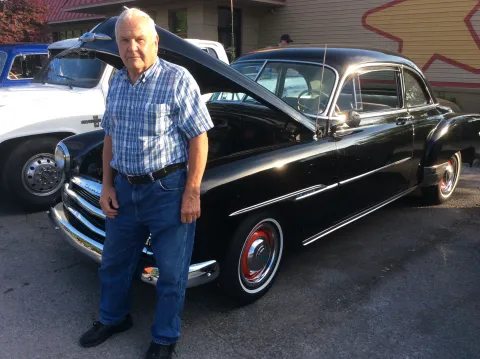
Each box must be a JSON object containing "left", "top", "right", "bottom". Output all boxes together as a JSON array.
[
  {"left": 126, "top": 175, "right": 134, "bottom": 185},
  {"left": 148, "top": 173, "right": 155, "bottom": 182}
]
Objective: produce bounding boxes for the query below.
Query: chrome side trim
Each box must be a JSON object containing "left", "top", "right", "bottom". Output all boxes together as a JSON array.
[
  {"left": 48, "top": 203, "right": 218, "bottom": 288},
  {"left": 65, "top": 183, "right": 105, "bottom": 219},
  {"left": 295, "top": 183, "right": 338, "bottom": 201},
  {"left": 408, "top": 104, "right": 438, "bottom": 113},
  {"left": 229, "top": 184, "right": 328, "bottom": 217},
  {"left": 339, "top": 157, "right": 411, "bottom": 185},
  {"left": 357, "top": 109, "right": 407, "bottom": 120},
  {"left": 65, "top": 205, "right": 106, "bottom": 238},
  {"left": 302, "top": 186, "right": 418, "bottom": 246},
  {"left": 420, "top": 162, "right": 449, "bottom": 187}
]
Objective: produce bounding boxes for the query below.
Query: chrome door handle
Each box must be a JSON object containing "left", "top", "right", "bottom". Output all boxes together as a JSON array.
[{"left": 396, "top": 115, "right": 413, "bottom": 125}]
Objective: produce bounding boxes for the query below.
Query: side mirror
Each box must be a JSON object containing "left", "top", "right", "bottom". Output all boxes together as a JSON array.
[{"left": 346, "top": 110, "right": 361, "bottom": 128}]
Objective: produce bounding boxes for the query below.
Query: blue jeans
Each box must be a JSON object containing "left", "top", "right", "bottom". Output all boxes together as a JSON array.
[{"left": 98, "top": 167, "right": 195, "bottom": 345}]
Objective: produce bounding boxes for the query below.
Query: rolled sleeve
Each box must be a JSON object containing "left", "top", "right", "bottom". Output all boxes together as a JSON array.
[{"left": 175, "top": 70, "right": 214, "bottom": 140}]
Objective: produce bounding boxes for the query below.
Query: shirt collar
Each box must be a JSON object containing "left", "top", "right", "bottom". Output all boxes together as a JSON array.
[{"left": 120, "top": 57, "right": 160, "bottom": 85}]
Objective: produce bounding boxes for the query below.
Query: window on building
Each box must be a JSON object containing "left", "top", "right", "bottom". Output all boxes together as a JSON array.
[
  {"left": 8, "top": 54, "right": 49, "bottom": 80},
  {"left": 169, "top": 9, "right": 187, "bottom": 38}
]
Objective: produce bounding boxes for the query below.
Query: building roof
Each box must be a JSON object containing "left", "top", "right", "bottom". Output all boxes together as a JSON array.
[{"left": 46, "top": 0, "right": 105, "bottom": 24}]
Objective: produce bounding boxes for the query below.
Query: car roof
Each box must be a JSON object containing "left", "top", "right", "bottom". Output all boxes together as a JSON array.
[
  {"left": 235, "top": 46, "right": 422, "bottom": 77},
  {"left": 0, "top": 43, "right": 49, "bottom": 53}
]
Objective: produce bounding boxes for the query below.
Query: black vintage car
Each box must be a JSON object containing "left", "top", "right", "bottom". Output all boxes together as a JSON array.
[{"left": 49, "top": 17, "right": 480, "bottom": 304}]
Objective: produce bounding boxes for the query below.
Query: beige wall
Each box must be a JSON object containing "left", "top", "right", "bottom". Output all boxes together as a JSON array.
[
  {"left": 257, "top": 0, "right": 480, "bottom": 112},
  {"left": 110, "top": 1, "right": 262, "bottom": 54}
]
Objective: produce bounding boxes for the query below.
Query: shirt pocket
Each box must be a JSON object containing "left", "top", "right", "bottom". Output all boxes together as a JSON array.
[{"left": 144, "top": 103, "right": 173, "bottom": 136}]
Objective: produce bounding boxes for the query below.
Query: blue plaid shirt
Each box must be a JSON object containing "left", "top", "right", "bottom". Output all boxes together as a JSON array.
[{"left": 101, "top": 57, "right": 214, "bottom": 176}]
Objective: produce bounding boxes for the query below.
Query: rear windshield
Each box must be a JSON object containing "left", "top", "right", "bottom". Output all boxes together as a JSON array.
[{"left": 33, "top": 52, "right": 106, "bottom": 88}]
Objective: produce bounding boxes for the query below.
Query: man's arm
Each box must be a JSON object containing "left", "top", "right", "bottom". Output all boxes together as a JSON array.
[
  {"left": 99, "top": 135, "right": 119, "bottom": 218},
  {"left": 181, "top": 132, "right": 209, "bottom": 224}
]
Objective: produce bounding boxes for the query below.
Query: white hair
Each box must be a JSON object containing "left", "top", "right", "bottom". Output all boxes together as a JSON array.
[{"left": 115, "top": 8, "right": 157, "bottom": 40}]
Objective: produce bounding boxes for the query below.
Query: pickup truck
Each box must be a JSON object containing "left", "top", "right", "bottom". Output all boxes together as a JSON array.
[
  {"left": 0, "top": 43, "right": 49, "bottom": 88},
  {"left": 0, "top": 37, "right": 229, "bottom": 210}
]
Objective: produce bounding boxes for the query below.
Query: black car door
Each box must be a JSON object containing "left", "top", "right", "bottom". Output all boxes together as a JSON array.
[
  {"left": 401, "top": 67, "right": 444, "bottom": 186},
  {"left": 321, "top": 65, "right": 415, "bottom": 230}
]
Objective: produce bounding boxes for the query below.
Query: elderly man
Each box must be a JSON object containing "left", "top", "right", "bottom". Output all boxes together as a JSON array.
[{"left": 78, "top": 8, "right": 213, "bottom": 359}]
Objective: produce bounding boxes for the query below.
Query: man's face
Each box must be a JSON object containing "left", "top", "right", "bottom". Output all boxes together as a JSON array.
[{"left": 117, "top": 17, "right": 159, "bottom": 74}]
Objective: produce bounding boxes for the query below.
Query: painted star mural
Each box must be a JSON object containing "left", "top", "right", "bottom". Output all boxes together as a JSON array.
[{"left": 362, "top": 0, "right": 480, "bottom": 75}]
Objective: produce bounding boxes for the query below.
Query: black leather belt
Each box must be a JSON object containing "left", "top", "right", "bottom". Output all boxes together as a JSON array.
[{"left": 120, "top": 162, "right": 186, "bottom": 185}]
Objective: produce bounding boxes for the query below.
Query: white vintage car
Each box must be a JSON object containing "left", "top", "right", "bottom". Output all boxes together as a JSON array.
[{"left": 0, "top": 37, "right": 228, "bottom": 209}]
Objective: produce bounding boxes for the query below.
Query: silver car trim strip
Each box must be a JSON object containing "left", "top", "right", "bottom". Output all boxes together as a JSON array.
[
  {"left": 65, "top": 183, "right": 105, "bottom": 219},
  {"left": 229, "top": 184, "right": 328, "bottom": 217},
  {"left": 302, "top": 186, "right": 418, "bottom": 246},
  {"left": 295, "top": 183, "right": 339, "bottom": 201},
  {"left": 339, "top": 157, "right": 411, "bottom": 185},
  {"left": 229, "top": 157, "right": 411, "bottom": 217}
]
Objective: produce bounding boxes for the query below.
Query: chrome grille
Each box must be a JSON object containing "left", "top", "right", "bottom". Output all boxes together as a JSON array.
[
  {"left": 64, "top": 177, "right": 105, "bottom": 243},
  {"left": 63, "top": 176, "right": 152, "bottom": 253},
  {"left": 71, "top": 182, "right": 100, "bottom": 207}
]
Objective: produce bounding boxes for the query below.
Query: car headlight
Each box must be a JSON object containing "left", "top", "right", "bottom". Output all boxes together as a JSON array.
[{"left": 54, "top": 142, "right": 70, "bottom": 172}]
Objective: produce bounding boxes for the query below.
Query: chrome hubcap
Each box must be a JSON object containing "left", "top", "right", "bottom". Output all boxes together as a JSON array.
[
  {"left": 22, "top": 153, "right": 65, "bottom": 196},
  {"left": 440, "top": 156, "right": 458, "bottom": 196},
  {"left": 240, "top": 222, "right": 279, "bottom": 286}
]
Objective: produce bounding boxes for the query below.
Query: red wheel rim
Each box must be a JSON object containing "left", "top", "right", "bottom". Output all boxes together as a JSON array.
[{"left": 239, "top": 222, "right": 279, "bottom": 286}]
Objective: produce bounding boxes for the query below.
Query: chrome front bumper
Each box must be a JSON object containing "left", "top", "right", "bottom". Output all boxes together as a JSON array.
[{"left": 48, "top": 202, "right": 219, "bottom": 288}]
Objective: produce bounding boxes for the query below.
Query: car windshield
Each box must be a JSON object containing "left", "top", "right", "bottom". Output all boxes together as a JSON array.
[
  {"left": 209, "top": 60, "right": 337, "bottom": 116},
  {"left": 32, "top": 52, "right": 106, "bottom": 88},
  {"left": 0, "top": 51, "right": 7, "bottom": 76}
]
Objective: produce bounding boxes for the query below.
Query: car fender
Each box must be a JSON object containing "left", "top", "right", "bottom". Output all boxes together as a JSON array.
[{"left": 420, "top": 112, "right": 480, "bottom": 185}]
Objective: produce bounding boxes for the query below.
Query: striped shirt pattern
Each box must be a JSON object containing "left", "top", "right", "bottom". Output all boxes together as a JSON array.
[{"left": 101, "top": 57, "right": 214, "bottom": 176}]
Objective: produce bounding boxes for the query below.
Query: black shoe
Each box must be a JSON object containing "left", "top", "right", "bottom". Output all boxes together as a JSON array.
[
  {"left": 79, "top": 315, "right": 133, "bottom": 348},
  {"left": 144, "top": 342, "right": 177, "bottom": 359}
]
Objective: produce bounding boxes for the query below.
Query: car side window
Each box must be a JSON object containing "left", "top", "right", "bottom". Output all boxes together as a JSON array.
[
  {"left": 282, "top": 68, "right": 308, "bottom": 98},
  {"left": 336, "top": 69, "right": 401, "bottom": 114},
  {"left": 0, "top": 52, "right": 6, "bottom": 76},
  {"left": 8, "top": 54, "right": 48, "bottom": 80},
  {"left": 404, "top": 69, "right": 430, "bottom": 107}
]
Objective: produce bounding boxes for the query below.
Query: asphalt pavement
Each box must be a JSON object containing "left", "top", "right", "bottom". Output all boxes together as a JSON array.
[{"left": 0, "top": 163, "right": 479, "bottom": 359}]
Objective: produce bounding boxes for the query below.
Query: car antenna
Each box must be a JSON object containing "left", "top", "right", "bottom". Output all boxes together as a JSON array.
[{"left": 314, "top": 44, "right": 328, "bottom": 140}]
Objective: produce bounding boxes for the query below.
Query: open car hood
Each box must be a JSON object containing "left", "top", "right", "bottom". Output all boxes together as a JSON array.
[{"left": 58, "top": 17, "right": 314, "bottom": 132}]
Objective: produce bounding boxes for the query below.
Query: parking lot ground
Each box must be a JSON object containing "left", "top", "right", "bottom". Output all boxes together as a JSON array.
[{"left": 1, "top": 163, "right": 479, "bottom": 359}]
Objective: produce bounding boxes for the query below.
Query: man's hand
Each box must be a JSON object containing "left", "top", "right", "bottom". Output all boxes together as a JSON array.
[
  {"left": 100, "top": 185, "right": 119, "bottom": 219},
  {"left": 181, "top": 187, "right": 201, "bottom": 223}
]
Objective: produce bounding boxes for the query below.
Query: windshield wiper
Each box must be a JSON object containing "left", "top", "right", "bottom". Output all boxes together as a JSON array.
[{"left": 56, "top": 74, "right": 75, "bottom": 89}]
